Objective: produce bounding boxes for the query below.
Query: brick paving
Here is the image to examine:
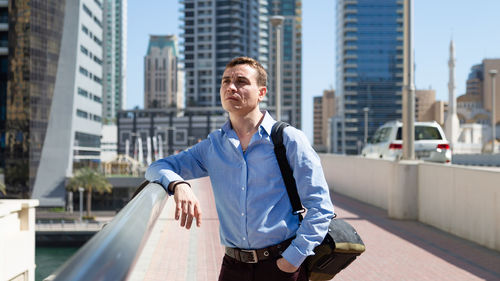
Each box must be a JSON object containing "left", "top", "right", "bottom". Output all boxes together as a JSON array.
[{"left": 132, "top": 177, "right": 500, "bottom": 281}]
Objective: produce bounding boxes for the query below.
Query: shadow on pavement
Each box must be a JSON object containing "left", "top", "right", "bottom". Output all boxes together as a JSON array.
[{"left": 332, "top": 192, "right": 500, "bottom": 280}]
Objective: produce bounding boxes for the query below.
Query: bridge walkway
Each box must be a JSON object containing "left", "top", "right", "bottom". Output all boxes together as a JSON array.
[{"left": 130, "top": 177, "right": 500, "bottom": 281}]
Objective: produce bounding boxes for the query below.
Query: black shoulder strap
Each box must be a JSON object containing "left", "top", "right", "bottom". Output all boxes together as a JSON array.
[{"left": 271, "top": 121, "right": 305, "bottom": 221}]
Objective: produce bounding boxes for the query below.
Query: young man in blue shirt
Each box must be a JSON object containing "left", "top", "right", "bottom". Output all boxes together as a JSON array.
[{"left": 146, "top": 57, "right": 334, "bottom": 281}]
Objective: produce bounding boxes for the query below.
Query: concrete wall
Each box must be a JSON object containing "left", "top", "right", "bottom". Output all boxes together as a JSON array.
[
  {"left": 419, "top": 164, "right": 500, "bottom": 251},
  {"left": 0, "top": 200, "right": 39, "bottom": 281},
  {"left": 319, "top": 154, "right": 500, "bottom": 252},
  {"left": 321, "top": 154, "right": 393, "bottom": 210}
]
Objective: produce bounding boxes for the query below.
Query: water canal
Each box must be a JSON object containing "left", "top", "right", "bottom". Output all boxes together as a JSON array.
[{"left": 35, "top": 247, "right": 79, "bottom": 281}]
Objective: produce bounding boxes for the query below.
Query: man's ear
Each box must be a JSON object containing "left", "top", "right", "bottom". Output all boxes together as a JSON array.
[{"left": 258, "top": 86, "right": 267, "bottom": 102}]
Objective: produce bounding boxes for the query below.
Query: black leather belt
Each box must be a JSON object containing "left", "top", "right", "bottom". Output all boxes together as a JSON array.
[{"left": 225, "top": 237, "right": 294, "bottom": 263}]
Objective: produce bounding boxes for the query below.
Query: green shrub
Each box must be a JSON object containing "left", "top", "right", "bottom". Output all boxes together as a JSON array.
[{"left": 48, "top": 207, "right": 66, "bottom": 213}]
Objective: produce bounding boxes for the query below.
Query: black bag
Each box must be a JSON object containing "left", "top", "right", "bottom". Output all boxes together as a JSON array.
[{"left": 271, "top": 121, "right": 365, "bottom": 281}]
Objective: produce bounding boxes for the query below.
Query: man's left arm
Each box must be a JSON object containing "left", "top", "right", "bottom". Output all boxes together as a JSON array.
[{"left": 279, "top": 127, "right": 335, "bottom": 269}]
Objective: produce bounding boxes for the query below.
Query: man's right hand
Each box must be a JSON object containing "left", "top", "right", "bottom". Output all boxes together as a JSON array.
[{"left": 171, "top": 182, "right": 202, "bottom": 229}]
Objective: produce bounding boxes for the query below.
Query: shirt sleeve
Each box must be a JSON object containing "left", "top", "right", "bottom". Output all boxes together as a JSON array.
[
  {"left": 280, "top": 127, "right": 335, "bottom": 267},
  {"left": 145, "top": 138, "right": 210, "bottom": 194}
]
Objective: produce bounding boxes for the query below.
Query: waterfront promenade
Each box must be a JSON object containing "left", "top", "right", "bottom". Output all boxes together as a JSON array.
[{"left": 128, "top": 177, "right": 500, "bottom": 281}]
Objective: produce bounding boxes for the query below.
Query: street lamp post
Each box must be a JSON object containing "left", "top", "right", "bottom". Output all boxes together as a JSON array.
[
  {"left": 402, "top": 0, "right": 415, "bottom": 160},
  {"left": 490, "top": 69, "right": 498, "bottom": 153},
  {"left": 363, "top": 107, "right": 369, "bottom": 144},
  {"left": 270, "top": 15, "right": 284, "bottom": 121},
  {"left": 78, "top": 187, "right": 84, "bottom": 221}
]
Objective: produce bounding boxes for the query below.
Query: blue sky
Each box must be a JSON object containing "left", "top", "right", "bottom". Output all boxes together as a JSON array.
[{"left": 126, "top": 0, "right": 500, "bottom": 141}]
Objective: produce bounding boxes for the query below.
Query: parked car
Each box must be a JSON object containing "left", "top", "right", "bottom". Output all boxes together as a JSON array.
[{"left": 361, "top": 120, "right": 451, "bottom": 163}]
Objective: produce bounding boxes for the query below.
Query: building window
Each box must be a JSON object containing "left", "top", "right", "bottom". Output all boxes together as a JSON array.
[
  {"left": 94, "top": 75, "right": 102, "bottom": 85},
  {"left": 94, "top": 0, "right": 103, "bottom": 9},
  {"left": 76, "top": 109, "right": 88, "bottom": 119},
  {"left": 93, "top": 16, "right": 102, "bottom": 27},
  {"left": 174, "top": 130, "right": 187, "bottom": 145},
  {"left": 94, "top": 36, "right": 103, "bottom": 46},
  {"left": 82, "top": 4, "right": 92, "bottom": 17},
  {"left": 80, "top": 45, "right": 88, "bottom": 55},
  {"left": 78, "top": 87, "right": 89, "bottom": 97},
  {"left": 79, "top": 66, "right": 89, "bottom": 77},
  {"left": 81, "top": 24, "right": 89, "bottom": 35}
]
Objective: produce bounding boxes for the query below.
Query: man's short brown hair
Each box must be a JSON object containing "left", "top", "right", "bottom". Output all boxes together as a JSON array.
[{"left": 225, "top": 57, "right": 267, "bottom": 87}]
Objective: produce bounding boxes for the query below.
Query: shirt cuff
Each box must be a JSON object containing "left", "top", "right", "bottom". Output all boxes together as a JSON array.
[
  {"left": 150, "top": 171, "right": 183, "bottom": 196},
  {"left": 281, "top": 243, "right": 308, "bottom": 268}
]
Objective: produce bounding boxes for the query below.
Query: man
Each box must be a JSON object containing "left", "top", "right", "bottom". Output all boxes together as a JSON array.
[{"left": 146, "top": 57, "right": 334, "bottom": 281}]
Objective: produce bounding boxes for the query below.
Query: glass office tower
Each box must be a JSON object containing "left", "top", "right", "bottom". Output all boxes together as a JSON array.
[
  {"left": 5, "top": 0, "right": 66, "bottom": 198},
  {"left": 336, "top": 0, "right": 404, "bottom": 154}
]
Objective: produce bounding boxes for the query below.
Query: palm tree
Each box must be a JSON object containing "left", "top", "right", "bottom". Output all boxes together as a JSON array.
[
  {"left": 0, "top": 182, "right": 6, "bottom": 196},
  {"left": 66, "top": 167, "right": 112, "bottom": 218}
]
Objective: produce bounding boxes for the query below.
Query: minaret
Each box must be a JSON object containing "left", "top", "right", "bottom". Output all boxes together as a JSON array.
[{"left": 444, "top": 39, "right": 460, "bottom": 147}]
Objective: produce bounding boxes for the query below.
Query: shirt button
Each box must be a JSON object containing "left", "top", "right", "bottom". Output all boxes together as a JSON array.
[
  {"left": 241, "top": 187, "right": 245, "bottom": 190},
  {"left": 241, "top": 213, "right": 244, "bottom": 216},
  {"left": 242, "top": 237, "right": 246, "bottom": 240}
]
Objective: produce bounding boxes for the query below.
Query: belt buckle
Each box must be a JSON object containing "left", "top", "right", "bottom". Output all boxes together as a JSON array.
[{"left": 240, "top": 249, "right": 258, "bottom": 263}]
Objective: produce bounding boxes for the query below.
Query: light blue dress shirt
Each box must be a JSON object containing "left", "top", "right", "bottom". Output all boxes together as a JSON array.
[{"left": 145, "top": 112, "right": 334, "bottom": 267}]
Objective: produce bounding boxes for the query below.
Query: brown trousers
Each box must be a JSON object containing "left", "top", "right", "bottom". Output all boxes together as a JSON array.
[{"left": 218, "top": 254, "right": 308, "bottom": 281}]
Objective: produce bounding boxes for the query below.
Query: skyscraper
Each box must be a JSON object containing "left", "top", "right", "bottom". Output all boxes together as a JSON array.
[
  {"left": 335, "top": 0, "right": 404, "bottom": 154},
  {"left": 103, "top": 0, "right": 127, "bottom": 124},
  {"left": 5, "top": 0, "right": 104, "bottom": 205},
  {"left": 4, "top": 0, "right": 67, "bottom": 199},
  {"left": 181, "top": 1, "right": 302, "bottom": 127},
  {"left": 182, "top": 0, "right": 270, "bottom": 108},
  {"left": 144, "top": 35, "right": 182, "bottom": 110},
  {"left": 268, "top": 0, "right": 302, "bottom": 127}
]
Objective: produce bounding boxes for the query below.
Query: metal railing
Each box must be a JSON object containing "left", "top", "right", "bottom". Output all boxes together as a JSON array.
[{"left": 45, "top": 182, "right": 168, "bottom": 281}]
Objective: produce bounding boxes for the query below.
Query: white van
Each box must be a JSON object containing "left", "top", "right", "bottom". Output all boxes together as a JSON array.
[{"left": 361, "top": 120, "right": 451, "bottom": 163}]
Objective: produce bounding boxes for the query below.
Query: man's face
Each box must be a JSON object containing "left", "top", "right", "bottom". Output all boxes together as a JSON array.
[{"left": 220, "top": 64, "right": 266, "bottom": 115}]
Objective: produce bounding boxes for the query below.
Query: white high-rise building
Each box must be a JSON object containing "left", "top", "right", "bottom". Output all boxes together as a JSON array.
[
  {"left": 32, "top": 0, "right": 104, "bottom": 205},
  {"left": 71, "top": 0, "right": 105, "bottom": 168},
  {"left": 103, "top": 0, "right": 127, "bottom": 124}
]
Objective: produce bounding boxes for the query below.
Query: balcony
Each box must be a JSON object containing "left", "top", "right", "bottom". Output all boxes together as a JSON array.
[{"left": 344, "top": 17, "right": 358, "bottom": 24}]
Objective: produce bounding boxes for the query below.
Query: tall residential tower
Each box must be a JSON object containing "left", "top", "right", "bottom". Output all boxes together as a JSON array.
[
  {"left": 103, "top": 0, "right": 127, "bottom": 124},
  {"left": 182, "top": 0, "right": 270, "bottom": 108}
]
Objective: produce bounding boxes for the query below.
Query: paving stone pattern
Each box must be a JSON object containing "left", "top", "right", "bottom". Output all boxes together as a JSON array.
[{"left": 136, "top": 177, "right": 500, "bottom": 281}]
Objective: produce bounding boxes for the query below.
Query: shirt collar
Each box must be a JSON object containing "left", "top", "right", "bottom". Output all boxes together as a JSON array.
[
  {"left": 221, "top": 111, "right": 276, "bottom": 137},
  {"left": 259, "top": 111, "right": 276, "bottom": 137}
]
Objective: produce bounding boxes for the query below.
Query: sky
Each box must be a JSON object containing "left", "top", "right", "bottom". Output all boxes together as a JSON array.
[{"left": 126, "top": 0, "right": 500, "bottom": 141}]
